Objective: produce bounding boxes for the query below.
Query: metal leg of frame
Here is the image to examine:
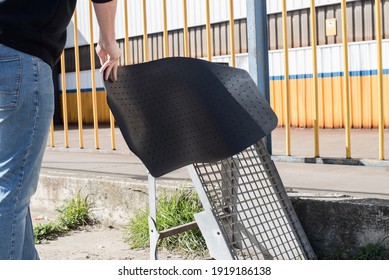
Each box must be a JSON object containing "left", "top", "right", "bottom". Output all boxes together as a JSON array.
[
  {"left": 187, "top": 165, "right": 234, "bottom": 260},
  {"left": 148, "top": 172, "right": 160, "bottom": 260}
]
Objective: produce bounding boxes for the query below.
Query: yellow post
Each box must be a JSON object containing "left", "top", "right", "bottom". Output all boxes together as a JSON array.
[
  {"left": 123, "top": 0, "right": 130, "bottom": 65},
  {"left": 229, "top": 0, "right": 236, "bottom": 67},
  {"left": 162, "top": 0, "right": 169, "bottom": 58},
  {"left": 110, "top": 112, "right": 116, "bottom": 150},
  {"left": 282, "top": 0, "right": 291, "bottom": 156},
  {"left": 310, "top": 0, "right": 319, "bottom": 157},
  {"left": 205, "top": 0, "right": 212, "bottom": 61},
  {"left": 60, "top": 52, "right": 69, "bottom": 148},
  {"left": 182, "top": 0, "right": 190, "bottom": 57},
  {"left": 73, "top": 9, "right": 84, "bottom": 149},
  {"left": 89, "top": 1, "right": 100, "bottom": 149},
  {"left": 49, "top": 120, "right": 55, "bottom": 147},
  {"left": 341, "top": 0, "right": 352, "bottom": 158},
  {"left": 142, "top": 0, "right": 149, "bottom": 62},
  {"left": 375, "top": 0, "right": 384, "bottom": 160}
]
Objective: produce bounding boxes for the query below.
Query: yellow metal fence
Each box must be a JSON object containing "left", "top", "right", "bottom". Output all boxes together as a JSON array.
[{"left": 50, "top": 0, "right": 388, "bottom": 163}]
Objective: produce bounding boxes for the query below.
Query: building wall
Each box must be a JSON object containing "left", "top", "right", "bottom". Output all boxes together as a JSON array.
[
  {"left": 60, "top": 0, "right": 389, "bottom": 129},
  {"left": 268, "top": 0, "right": 389, "bottom": 49},
  {"left": 270, "top": 39, "right": 389, "bottom": 129}
]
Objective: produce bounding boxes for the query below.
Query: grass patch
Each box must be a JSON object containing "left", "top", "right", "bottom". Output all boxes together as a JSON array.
[
  {"left": 322, "top": 236, "right": 389, "bottom": 260},
  {"left": 56, "top": 191, "right": 95, "bottom": 230},
  {"left": 124, "top": 188, "right": 207, "bottom": 256},
  {"left": 33, "top": 221, "right": 67, "bottom": 243},
  {"left": 34, "top": 191, "right": 95, "bottom": 244},
  {"left": 353, "top": 237, "right": 389, "bottom": 260}
]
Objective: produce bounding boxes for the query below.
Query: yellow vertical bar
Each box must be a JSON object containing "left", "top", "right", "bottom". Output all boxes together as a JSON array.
[
  {"left": 49, "top": 120, "right": 55, "bottom": 147},
  {"left": 182, "top": 0, "right": 190, "bottom": 57},
  {"left": 123, "top": 0, "right": 130, "bottom": 65},
  {"left": 142, "top": 0, "right": 149, "bottom": 62},
  {"left": 205, "top": 0, "right": 212, "bottom": 61},
  {"left": 109, "top": 0, "right": 130, "bottom": 150},
  {"left": 229, "top": 0, "right": 236, "bottom": 67},
  {"left": 73, "top": 9, "right": 84, "bottom": 149},
  {"left": 310, "top": 0, "right": 319, "bottom": 157},
  {"left": 110, "top": 112, "right": 116, "bottom": 150},
  {"left": 375, "top": 0, "right": 384, "bottom": 160},
  {"left": 282, "top": 0, "right": 291, "bottom": 156},
  {"left": 162, "top": 0, "right": 169, "bottom": 58},
  {"left": 89, "top": 1, "right": 100, "bottom": 150},
  {"left": 60, "top": 52, "right": 69, "bottom": 148},
  {"left": 341, "top": 0, "right": 352, "bottom": 158}
]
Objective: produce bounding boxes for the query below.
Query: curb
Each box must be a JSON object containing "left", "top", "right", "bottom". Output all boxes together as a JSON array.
[
  {"left": 33, "top": 170, "right": 389, "bottom": 259},
  {"left": 33, "top": 170, "right": 191, "bottom": 226}
]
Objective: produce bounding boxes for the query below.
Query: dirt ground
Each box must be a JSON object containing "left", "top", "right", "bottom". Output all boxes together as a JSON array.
[
  {"left": 31, "top": 194, "right": 212, "bottom": 260},
  {"left": 31, "top": 205, "right": 206, "bottom": 261},
  {"left": 35, "top": 224, "right": 200, "bottom": 260}
]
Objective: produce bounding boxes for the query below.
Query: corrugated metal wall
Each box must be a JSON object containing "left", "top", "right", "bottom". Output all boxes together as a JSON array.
[
  {"left": 67, "top": 0, "right": 247, "bottom": 48},
  {"left": 60, "top": 0, "right": 389, "bottom": 129},
  {"left": 68, "top": 0, "right": 386, "bottom": 48},
  {"left": 266, "top": 0, "right": 358, "bottom": 13},
  {"left": 61, "top": 38, "right": 389, "bottom": 129},
  {"left": 268, "top": 0, "right": 389, "bottom": 49},
  {"left": 268, "top": 39, "right": 389, "bottom": 129},
  {"left": 63, "top": 18, "right": 247, "bottom": 72},
  {"left": 64, "top": 0, "right": 389, "bottom": 71}
]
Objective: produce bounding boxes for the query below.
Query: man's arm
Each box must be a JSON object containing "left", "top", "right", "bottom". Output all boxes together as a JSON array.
[{"left": 93, "top": 0, "right": 121, "bottom": 80}]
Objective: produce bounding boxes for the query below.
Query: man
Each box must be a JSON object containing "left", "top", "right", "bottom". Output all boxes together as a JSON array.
[{"left": 0, "top": 0, "right": 120, "bottom": 260}]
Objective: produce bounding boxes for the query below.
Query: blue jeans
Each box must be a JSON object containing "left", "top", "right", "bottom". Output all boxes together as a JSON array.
[{"left": 0, "top": 44, "right": 54, "bottom": 260}]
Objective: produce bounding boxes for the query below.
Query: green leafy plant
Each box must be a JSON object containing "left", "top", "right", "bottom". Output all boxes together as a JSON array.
[
  {"left": 33, "top": 191, "right": 95, "bottom": 244},
  {"left": 124, "top": 188, "right": 207, "bottom": 256},
  {"left": 34, "top": 221, "right": 67, "bottom": 244},
  {"left": 323, "top": 236, "right": 389, "bottom": 260},
  {"left": 56, "top": 191, "right": 95, "bottom": 230},
  {"left": 353, "top": 237, "right": 389, "bottom": 260}
]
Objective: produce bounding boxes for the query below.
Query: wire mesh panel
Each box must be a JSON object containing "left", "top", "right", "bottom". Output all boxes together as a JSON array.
[{"left": 192, "top": 140, "right": 316, "bottom": 260}]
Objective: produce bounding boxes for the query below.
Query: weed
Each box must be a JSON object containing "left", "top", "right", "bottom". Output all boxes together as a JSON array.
[
  {"left": 322, "top": 236, "right": 389, "bottom": 260},
  {"left": 33, "top": 191, "right": 95, "bottom": 244},
  {"left": 56, "top": 191, "right": 95, "bottom": 230},
  {"left": 124, "top": 188, "right": 207, "bottom": 256},
  {"left": 34, "top": 221, "right": 67, "bottom": 244},
  {"left": 353, "top": 236, "right": 389, "bottom": 260}
]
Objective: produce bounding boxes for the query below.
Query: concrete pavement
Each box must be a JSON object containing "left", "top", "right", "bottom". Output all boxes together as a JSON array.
[
  {"left": 31, "top": 125, "right": 389, "bottom": 225},
  {"left": 30, "top": 125, "right": 389, "bottom": 260},
  {"left": 42, "top": 126, "right": 389, "bottom": 199}
]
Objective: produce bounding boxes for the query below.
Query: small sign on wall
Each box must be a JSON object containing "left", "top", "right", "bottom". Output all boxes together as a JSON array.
[{"left": 326, "top": 18, "right": 337, "bottom": 36}]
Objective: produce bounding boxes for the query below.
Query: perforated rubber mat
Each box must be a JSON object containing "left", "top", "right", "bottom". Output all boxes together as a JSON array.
[{"left": 104, "top": 57, "right": 277, "bottom": 177}]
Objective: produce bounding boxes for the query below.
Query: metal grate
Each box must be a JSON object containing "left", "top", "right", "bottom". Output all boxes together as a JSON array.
[{"left": 192, "top": 140, "right": 316, "bottom": 260}]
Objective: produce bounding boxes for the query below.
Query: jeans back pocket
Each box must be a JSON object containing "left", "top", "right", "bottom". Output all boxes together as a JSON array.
[{"left": 0, "top": 56, "right": 21, "bottom": 110}]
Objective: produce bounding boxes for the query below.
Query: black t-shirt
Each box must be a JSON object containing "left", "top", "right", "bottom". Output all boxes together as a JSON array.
[{"left": 0, "top": 0, "right": 112, "bottom": 67}]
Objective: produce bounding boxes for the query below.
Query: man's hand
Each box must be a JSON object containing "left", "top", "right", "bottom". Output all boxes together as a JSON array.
[
  {"left": 96, "top": 39, "right": 120, "bottom": 81},
  {"left": 93, "top": 0, "right": 120, "bottom": 81}
]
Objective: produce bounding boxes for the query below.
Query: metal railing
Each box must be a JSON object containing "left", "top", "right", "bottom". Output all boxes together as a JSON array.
[
  {"left": 49, "top": 0, "right": 388, "bottom": 164},
  {"left": 51, "top": 0, "right": 238, "bottom": 150}
]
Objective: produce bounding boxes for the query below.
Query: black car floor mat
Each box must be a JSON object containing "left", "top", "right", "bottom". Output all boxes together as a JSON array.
[{"left": 104, "top": 57, "right": 278, "bottom": 177}]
